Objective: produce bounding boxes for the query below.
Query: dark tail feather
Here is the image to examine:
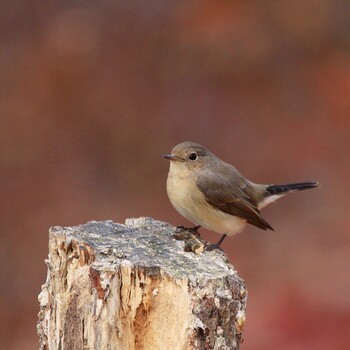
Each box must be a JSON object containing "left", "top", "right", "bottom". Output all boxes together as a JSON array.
[{"left": 266, "top": 182, "right": 318, "bottom": 195}]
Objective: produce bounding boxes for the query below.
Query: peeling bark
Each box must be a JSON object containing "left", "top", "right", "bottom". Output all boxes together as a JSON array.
[{"left": 38, "top": 217, "right": 247, "bottom": 350}]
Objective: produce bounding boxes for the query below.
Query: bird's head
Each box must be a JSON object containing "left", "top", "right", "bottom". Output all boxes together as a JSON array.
[{"left": 163, "top": 141, "right": 213, "bottom": 173}]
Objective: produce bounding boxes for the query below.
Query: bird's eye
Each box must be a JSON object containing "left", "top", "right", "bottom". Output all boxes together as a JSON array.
[{"left": 188, "top": 152, "right": 198, "bottom": 161}]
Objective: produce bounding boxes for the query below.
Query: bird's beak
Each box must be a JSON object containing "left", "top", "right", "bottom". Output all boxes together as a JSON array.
[{"left": 163, "top": 154, "right": 179, "bottom": 161}]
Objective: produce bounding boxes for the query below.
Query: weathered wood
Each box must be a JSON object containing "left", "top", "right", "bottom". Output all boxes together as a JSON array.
[{"left": 38, "top": 217, "right": 247, "bottom": 350}]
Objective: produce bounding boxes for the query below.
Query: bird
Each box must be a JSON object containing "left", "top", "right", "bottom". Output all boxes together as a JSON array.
[{"left": 164, "top": 141, "right": 318, "bottom": 250}]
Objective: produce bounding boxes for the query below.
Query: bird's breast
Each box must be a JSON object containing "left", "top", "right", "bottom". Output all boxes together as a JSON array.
[
  {"left": 166, "top": 170, "right": 199, "bottom": 219},
  {"left": 166, "top": 167, "right": 246, "bottom": 235}
]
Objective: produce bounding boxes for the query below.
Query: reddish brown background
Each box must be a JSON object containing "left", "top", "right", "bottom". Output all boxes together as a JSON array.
[{"left": 1, "top": 1, "right": 350, "bottom": 349}]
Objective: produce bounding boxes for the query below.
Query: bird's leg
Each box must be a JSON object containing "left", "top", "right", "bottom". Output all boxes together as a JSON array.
[
  {"left": 176, "top": 225, "right": 201, "bottom": 237},
  {"left": 205, "top": 234, "right": 227, "bottom": 251}
]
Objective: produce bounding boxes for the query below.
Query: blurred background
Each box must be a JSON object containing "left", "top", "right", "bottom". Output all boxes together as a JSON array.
[{"left": 1, "top": 1, "right": 350, "bottom": 349}]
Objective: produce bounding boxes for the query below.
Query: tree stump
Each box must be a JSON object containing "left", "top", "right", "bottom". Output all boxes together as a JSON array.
[{"left": 38, "top": 217, "right": 247, "bottom": 350}]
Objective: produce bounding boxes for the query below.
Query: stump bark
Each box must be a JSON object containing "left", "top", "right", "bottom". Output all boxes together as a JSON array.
[{"left": 38, "top": 217, "right": 247, "bottom": 350}]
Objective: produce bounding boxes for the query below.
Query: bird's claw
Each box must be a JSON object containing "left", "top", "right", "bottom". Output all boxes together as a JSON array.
[
  {"left": 205, "top": 243, "right": 224, "bottom": 252},
  {"left": 205, "top": 234, "right": 227, "bottom": 251}
]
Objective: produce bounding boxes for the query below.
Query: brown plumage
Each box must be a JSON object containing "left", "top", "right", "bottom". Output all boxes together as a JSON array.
[{"left": 164, "top": 141, "right": 318, "bottom": 248}]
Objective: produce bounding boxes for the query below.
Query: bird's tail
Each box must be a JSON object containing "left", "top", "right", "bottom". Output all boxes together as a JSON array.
[{"left": 266, "top": 182, "right": 319, "bottom": 195}]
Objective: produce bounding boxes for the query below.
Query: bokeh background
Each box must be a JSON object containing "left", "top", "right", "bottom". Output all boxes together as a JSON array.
[{"left": 1, "top": 1, "right": 350, "bottom": 349}]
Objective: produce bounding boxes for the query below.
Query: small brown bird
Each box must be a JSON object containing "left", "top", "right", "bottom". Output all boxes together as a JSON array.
[{"left": 164, "top": 141, "right": 318, "bottom": 249}]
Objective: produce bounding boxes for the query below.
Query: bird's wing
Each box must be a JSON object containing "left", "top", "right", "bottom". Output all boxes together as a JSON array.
[{"left": 197, "top": 172, "right": 273, "bottom": 231}]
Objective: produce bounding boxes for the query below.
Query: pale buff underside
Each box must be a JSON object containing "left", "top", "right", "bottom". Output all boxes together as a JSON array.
[{"left": 166, "top": 162, "right": 247, "bottom": 236}]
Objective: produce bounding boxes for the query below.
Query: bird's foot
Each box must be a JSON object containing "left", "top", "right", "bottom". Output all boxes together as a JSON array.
[
  {"left": 176, "top": 225, "right": 201, "bottom": 238},
  {"left": 205, "top": 234, "right": 227, "bottom": 251}
]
